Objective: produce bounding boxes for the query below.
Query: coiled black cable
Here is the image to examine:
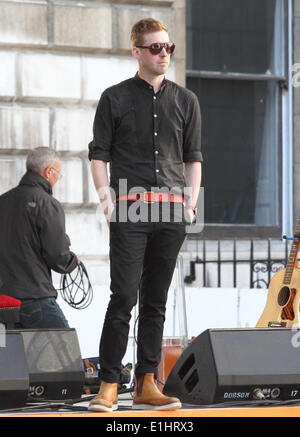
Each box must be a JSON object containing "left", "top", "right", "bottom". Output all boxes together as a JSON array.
[{"left": 57, "top": 262, "right": 93, "bottom": 310}]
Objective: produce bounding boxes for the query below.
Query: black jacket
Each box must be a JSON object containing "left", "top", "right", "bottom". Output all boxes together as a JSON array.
[{"left": 0, "top": 170, "right": 77, "bottom": 300}]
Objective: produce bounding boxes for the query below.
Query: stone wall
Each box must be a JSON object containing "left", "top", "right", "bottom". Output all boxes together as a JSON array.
[{"left": 0, "top": 0, "right": 184, "bottom": 285}]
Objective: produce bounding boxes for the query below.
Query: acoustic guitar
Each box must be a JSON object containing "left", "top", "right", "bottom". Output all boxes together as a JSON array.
[{"left": 256, "top": 220, "right": 300, "bottom": 328}]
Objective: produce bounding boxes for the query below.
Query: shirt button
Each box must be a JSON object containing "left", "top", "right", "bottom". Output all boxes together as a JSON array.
[
  {"left": 154, "top": 132, "right": 158, "bottom": 136},
  {"left": 155, "top": 150, "right": 158, "bottom": 154},
  {"left": 153, "top": 96, "right": 157, "bottom": 100},
  {"left": 156, "top": 169, "right": 159, "bottom": 173},
  {"left": 154, "top": 114, "right": 158, "bottom": 118}
]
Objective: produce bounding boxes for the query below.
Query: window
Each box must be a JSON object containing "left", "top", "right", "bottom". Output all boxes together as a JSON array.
[{"left": 186, "top": 0, "right": 288, "bottom": 238}]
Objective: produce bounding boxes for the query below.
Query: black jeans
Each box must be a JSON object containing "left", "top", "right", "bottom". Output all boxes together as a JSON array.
[{"left": 99, "top": 203, "right": 187, "bottom": 383}]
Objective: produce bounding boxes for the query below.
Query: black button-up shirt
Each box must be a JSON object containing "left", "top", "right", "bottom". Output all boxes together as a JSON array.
[{"left": 88, "top": 73, "right": 202, "bottom": 197}]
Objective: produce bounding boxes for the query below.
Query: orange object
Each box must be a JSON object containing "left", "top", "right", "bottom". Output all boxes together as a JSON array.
[{"left": 157, "top": 338, "right": 183, "bottom": 391}]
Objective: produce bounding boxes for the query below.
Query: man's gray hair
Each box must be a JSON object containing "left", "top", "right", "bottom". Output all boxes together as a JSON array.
[{"left": 26, "top": 147, "right": 60, "bottom": 174}]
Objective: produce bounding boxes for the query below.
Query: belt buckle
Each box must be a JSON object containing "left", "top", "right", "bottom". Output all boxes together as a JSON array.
[{"left": 142, "top": 191, "right": 155, "bottom": 204}]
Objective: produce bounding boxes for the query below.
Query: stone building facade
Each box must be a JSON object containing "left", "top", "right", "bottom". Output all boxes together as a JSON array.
[
  {"left": 0, "top": 0, "right": 185, "bottom": 286},
  {"left": 0, "top": 0, "right": 299, "bottom": 291}
]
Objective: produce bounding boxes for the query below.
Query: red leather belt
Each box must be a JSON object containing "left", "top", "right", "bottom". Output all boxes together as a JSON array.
[{"left": 115, "top": 191, "right": 185, "bottom": 204}]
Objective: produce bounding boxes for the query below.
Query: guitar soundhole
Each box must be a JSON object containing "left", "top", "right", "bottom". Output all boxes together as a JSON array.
[{"left": 277, "top": 286, "right": 290, "bottom": 307}]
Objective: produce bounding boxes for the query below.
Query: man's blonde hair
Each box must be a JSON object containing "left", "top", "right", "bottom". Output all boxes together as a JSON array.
[{"left": 130, "top": 18, "right": 168, "bottom": 48}]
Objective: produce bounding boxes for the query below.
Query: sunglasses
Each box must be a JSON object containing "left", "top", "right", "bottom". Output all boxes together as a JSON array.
[{"left": 136, "top": 42, "right": 175, "bottom": 55}]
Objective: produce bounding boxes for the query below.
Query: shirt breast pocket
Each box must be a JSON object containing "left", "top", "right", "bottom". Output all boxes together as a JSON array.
[{"left": 115, "top": 106, "right": 136, "bottom": 140}]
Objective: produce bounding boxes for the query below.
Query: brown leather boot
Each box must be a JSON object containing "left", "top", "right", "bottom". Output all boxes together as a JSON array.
[
  {"left": 132, "top": 373, "right": 182, "bottom": 411},
  {"left": 88, "top": 381, "right": 118, "bottom": 412}
]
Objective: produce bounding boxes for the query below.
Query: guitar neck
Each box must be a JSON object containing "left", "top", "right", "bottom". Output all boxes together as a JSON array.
[{"left": 283, "top": 219, "right": 300, "bottom": 284}]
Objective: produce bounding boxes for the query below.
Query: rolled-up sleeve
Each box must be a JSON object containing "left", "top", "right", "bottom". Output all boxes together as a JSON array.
[
  {"left": 183, "top": 91, "right": 203, "bottom": 163},
  {"left": 88, "top": 91, "right": 113, "bottom": 162}
]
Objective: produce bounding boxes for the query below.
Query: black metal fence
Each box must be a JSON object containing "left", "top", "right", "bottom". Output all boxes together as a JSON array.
[{"left": 184, "top": 239, "right": 291, "bottom": 289}]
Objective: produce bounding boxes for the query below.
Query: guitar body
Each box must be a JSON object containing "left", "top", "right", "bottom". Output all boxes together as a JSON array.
[{"left": 256, "top": 267, "right": 300, "bottom": 328}]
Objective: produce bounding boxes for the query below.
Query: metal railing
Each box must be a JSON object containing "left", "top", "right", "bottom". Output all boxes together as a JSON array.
[{"left": 184, "top": 238, "right": 291, "bottom": 289}]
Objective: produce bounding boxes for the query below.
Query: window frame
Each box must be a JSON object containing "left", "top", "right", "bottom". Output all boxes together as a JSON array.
[{"left": 185, "top": 0, "right": 290, "bottom": 240}]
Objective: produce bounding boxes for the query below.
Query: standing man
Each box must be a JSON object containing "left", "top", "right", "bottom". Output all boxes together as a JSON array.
[
  {"left": 0, "top": 147, "right": 79, "bottom": 329},
  {"left": 88, "top": 18, "right": 202, "bottom": 412}
]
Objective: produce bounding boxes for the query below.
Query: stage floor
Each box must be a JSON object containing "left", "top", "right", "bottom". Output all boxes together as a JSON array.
[{"left": 2, "top": 393, "right": 300, "bottom": 419}]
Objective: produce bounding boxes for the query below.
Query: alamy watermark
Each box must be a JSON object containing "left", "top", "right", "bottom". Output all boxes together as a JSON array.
[
  {"left": 95, "top": 179, "right": 204, "bottom": 234},
  {"left": 292, "top": 63, "right": 300, "bottom": 87},
  {"left": 291, "top": 325, "right": 300, "bottom": 348},
  {"left": 0, "top": 322, "right": 6, "bottom": 348}
]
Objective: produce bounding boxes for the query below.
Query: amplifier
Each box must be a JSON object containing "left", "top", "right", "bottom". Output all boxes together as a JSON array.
[
  {"left": 0, "top": 332, "right": 29, "bottom": 409},
  {"left": 163, "top": 328, "right": 300, "bottom": 405},
  {"left": 11, "top": 328, "right": 85, "bottom": 401}
]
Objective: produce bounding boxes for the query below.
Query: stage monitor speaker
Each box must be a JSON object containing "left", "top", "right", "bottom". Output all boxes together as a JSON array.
[
  {"left": 163, "top": 328, "right": 300, "bottom": 405},
  {"left": 11, "top": 328, "right": 85, "bottom": 401},
  {"left": 0, "top": 332, "right": 29, "bottom": 409}
]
